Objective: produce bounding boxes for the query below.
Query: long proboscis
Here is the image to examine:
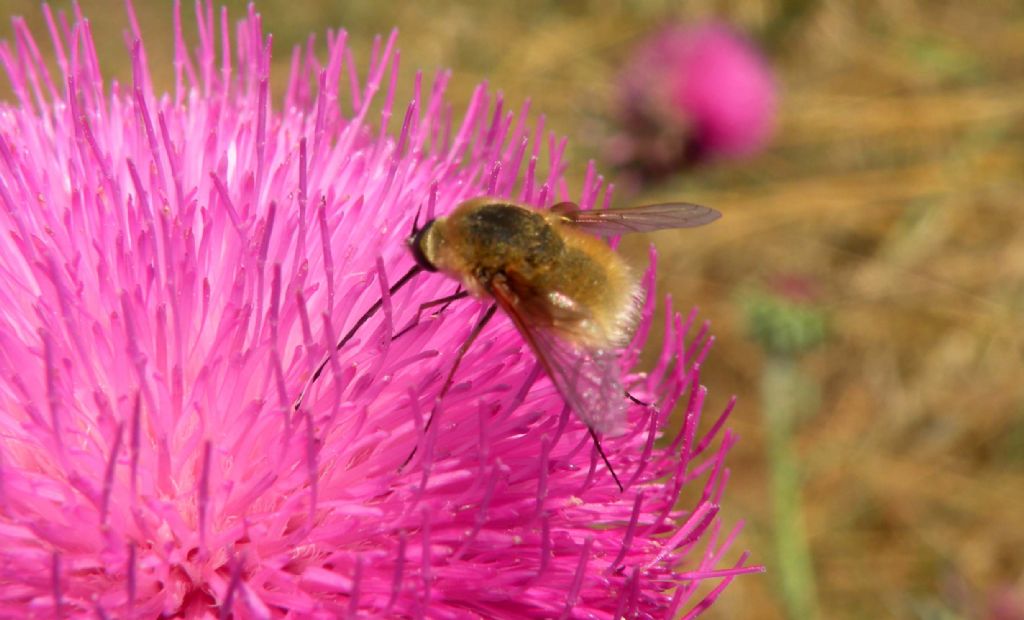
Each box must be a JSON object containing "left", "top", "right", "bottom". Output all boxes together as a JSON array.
[{"left": 292, "top": 264, "right": 423, "bottom": 412}]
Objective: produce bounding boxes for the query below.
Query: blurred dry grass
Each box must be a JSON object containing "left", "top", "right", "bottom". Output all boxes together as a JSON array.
[{"left": 4, "top": 1, "right": 1024, "bottom": 618}]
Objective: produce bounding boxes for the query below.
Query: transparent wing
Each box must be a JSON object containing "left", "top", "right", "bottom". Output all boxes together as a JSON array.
[
  {"left": 553, "top": 201, "right": 721, "bottom": 236},
  {"left": 490, "top": 274, "right": 627, "bottom": 436}
]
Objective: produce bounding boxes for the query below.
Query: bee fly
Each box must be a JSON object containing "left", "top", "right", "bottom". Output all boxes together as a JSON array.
[{"left": 294, "top": 197, "right": 720, "bottom": 491}]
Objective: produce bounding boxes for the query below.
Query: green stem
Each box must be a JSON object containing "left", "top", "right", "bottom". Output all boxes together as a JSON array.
[{"left": 762, "top": 355, "right": 820, "bottom": 620}]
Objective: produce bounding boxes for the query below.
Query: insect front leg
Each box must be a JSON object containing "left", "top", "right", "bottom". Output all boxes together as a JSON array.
[
  {"left": 392, "top": 287, "right": 469, "bottom": 341},
  {"left": 401, "top": 302, "right": 498, "bottom": 470}
]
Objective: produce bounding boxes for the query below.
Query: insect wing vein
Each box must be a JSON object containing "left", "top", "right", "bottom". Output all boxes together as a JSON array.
[
  {"left": 491, "top": 276, "right": 627, "bottom": 436},
  {"left": 561, "top": 202, "right": 721, "bottom": 236}
]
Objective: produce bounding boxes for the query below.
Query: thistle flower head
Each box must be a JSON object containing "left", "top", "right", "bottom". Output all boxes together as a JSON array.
[
  {"left": 613, "top": 21, "right": 777, "bottom": 175},
  {"left": 0, "top": 4, "right": 758, "bottom": 617}
]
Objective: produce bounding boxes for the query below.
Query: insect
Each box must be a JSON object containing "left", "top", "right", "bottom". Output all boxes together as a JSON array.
[{"left": 294, "top": 197, "right": 720, "bottom": 490}]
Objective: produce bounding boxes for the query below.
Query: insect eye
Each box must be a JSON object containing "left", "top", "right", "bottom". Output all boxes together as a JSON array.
[{"left": 408, "top": 220, "right": 438, "bottom": 272}]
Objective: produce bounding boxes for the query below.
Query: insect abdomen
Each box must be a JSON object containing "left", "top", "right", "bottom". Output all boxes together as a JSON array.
[{"left": 556, "top": 228, "right": 639, "bottom": 345}]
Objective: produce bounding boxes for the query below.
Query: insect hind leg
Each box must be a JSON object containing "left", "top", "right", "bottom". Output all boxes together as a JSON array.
[
  {"left": 588, "top": 427, "right": 624, "bottom": 492},
  {"left": 587, "top": 390, "right": 654, "bottom": 493},
  {"left": 625, "top": 390, "right": 650, "bottom": 407}
]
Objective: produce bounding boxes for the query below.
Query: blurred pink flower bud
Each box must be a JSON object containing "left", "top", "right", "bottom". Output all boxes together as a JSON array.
[
  {"left": 614, "top": 22, "right": 777, "bottom": 176},
  {"left": 990, "top": 587, "right": 1024, "bottom": 620}
]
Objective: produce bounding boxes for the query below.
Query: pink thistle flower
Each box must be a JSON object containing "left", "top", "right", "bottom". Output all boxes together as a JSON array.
[
  {"left": 612, "top": 22, "right": 777, "bottom": 176},
  {"left": 0, "top": 3, "right": 759, "bottom": 618}
]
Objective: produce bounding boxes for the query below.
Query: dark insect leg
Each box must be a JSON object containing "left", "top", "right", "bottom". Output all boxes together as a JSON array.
[
  {"left": 401, "top": 303, "right": 498, "bottom": 469},
  {"left": 292, "top": 264, "right": 422, "bottom": 413},
  {"left": 588, "top": 427, "right": 624, "bottom": 492},
  {"left": 391, "top": 287, "right": 469, "bottom": 340},
  {"left": 625, "top": 390, "right": 649, "bottom": 407},
  {"left": 431, "top": 286, "right": 466, "bottom": 316},
  {"left": 410, "top": 204, "right": 423, "bottom": 236}
]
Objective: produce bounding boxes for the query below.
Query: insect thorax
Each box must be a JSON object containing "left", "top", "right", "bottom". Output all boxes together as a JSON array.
[{"left": 454, "top": 203, "right": 564, "bottom": 274}]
